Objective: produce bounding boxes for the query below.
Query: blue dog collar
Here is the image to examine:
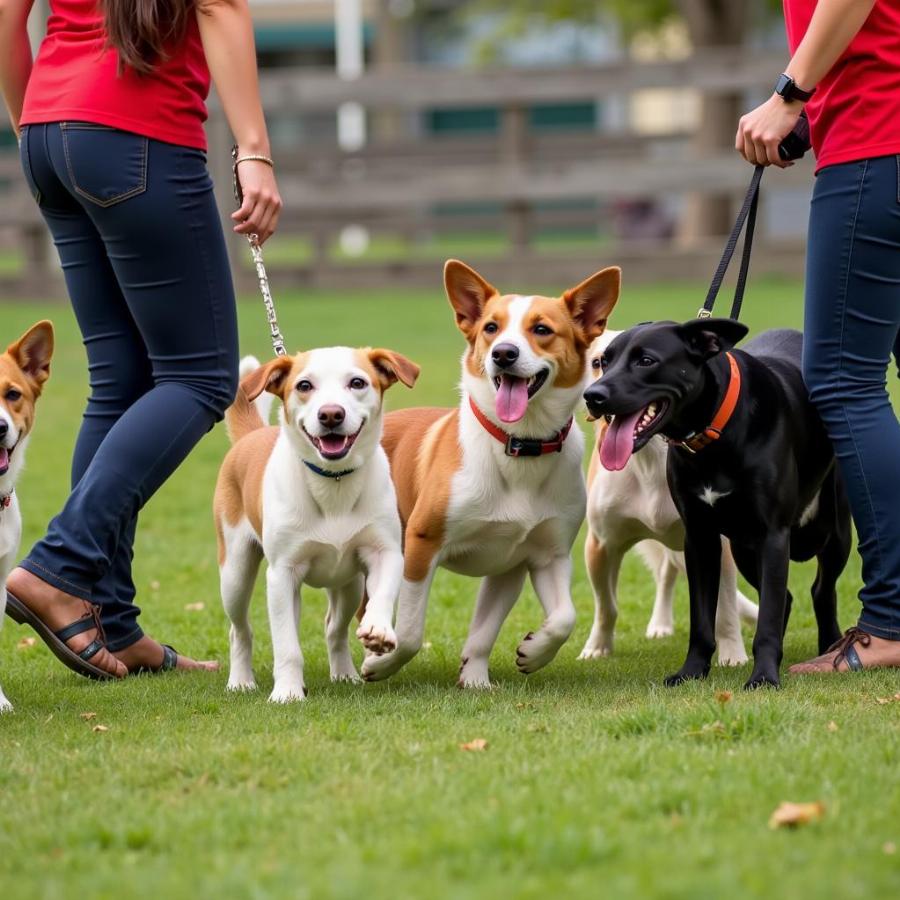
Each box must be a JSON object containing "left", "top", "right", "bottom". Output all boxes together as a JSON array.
[{"left": 303, "top": 460, "right": 357, "bottom": 481}]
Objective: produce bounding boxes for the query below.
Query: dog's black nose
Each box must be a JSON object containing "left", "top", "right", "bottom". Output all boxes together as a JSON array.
[
  {"left": 584, "top": 382, "right": 610, "bottom": 409},
  {"left": 491, "top": 343, "right": 520, "bottom": 368},
  {"left": 318, "top": 405, "right": 345, "bottom": 429}
]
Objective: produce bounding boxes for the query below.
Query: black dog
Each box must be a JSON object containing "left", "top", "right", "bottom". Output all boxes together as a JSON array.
[{"left": 584, "top": 319, "right": 850, "bottom": 689}]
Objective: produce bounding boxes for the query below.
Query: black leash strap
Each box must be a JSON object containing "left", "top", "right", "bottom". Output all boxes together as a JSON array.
[{"left": 699, "top": 164, "right": 764, "bottom": 321}]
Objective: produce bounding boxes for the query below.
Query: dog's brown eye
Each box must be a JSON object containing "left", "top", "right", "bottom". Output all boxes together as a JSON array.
[
  {"left": 296, "top": 380, "right": 313, "bottom": 393},
  {"left": 5, "top": 389, "right": 21, "bottom": 402},
  {"left": 636, "top": 356, "right": 656, "bottom": 367},
  {"left": 533, "top": 324, "right": 553, "bottom": 336},
  {"left": 349, "top": 377, "right": 367, "bottom": 390},
  {"left": 591, "top": 359, "right": 601, "bottom": 370},
  {"left": 483, "top": 322, "right": 499, "bottom": 334}
]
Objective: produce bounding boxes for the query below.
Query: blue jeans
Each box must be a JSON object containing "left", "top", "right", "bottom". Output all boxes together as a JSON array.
[
  {"left": 19, "top": 123, "right": 238, "bottom": 650},
  {"left": 803, "top": 154, "right": 900, "bottom": 641}
]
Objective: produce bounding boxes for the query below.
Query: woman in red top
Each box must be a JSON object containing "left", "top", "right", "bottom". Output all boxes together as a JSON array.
[
  {"left": 0, "top": 0, "right": 281, "bottom": 679},
  {"left": 736, "top": 0, "right": 900, "bottom": 673}
]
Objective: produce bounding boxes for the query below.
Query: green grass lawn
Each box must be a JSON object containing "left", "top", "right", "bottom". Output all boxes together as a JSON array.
[{"left": 0, "top": 275, "right": 898, "bottom": 899}]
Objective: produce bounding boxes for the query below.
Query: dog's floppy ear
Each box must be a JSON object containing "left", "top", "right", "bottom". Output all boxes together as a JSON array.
[
  {"left": 444, "top": 259, "right": 497, "bottom": 337},
  {"left": 563, "top": 266, "right": 621, "bottom": 342},
  {"left": 241, "top": 356, "right": 294, "bottom": 401},
  {"left": 367, "top": 348, "right": 420, "bottom": 390},
  {"left": 7, "top": 320, "right": 54, "bottom": 391},
  {"left": 679, "top": 318, "right": 749, "bottom": 360}
]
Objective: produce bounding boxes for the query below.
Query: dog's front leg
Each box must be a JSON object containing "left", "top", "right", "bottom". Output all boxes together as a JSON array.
[
  {"left": 579, "top": 534, "right": 624, "bottom": 658},
  {"left": 518, "top": 555, "right": 576, "bottom": 675},
  {"left": 267, "top": 563, "right": 307, "bottom": 703},
  {"left": 745, "top": 528, "right": 790, "bottom": 690},
  {"left": 665, "top": 525, "right": 721, "bottom": 686},
  {"left": 356, "top": 545, "right": 404, "bottom": 656},
  {"left": 715, "top": 540, "right": 749, "bottom": 667},
  {"left": 0, "top": 579, "right": 11, "bottom": 713}
]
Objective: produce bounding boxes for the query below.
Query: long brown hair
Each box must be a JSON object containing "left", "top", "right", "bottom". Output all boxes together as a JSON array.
[{"left": 102, "top": 0, "right": 195, "bottom": 74}]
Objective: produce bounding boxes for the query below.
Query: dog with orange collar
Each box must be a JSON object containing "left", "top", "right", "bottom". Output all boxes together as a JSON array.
[
  {"left": 360, "top": 260, "right": 619, "bottom": 688},
  {"left": 584, "top": 320, "right": 851, "bottom": 689}
]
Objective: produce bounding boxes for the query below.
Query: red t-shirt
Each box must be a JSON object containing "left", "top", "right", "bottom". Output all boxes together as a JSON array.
[
  {"left": 784, "top": 1, "right": 900, "bottom": 171},
  {"left": 20, "top": 0, "right": 210, "bottom": 151}
]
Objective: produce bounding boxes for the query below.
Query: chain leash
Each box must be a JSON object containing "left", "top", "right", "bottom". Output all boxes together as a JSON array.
[{"left": 232, "top": 145, "right": 287, "bottom": 357}]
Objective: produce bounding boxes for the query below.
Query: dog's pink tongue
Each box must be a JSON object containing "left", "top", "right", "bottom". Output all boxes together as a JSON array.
[
  {"left": 0, "top": 448, "right": 8, "bottom": 471},
  {"left": 496, "top": 375, "right": 529, "bottom": 423},
  {"left": 319, "top": 434, "right": 347, "bottom": 454},
  {"left": 599, "top": 410, "right": 643, "bottom": 471}
]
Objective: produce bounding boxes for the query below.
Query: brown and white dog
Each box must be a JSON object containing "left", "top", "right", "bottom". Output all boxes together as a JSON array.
[
  {"left": 360, "top": 260, "right": 619, "bottom": 688},
  {"left": 580, "top": 334, "right": 758, "bottom": 664},
  {"left": 214, "top": 346, "right": 419, "bottom": 703},
  {"left": 0, "top": 321, "right": 54, "bottom": 713}
]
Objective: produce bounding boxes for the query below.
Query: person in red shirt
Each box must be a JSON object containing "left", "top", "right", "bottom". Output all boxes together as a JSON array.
[
  {"left": 736, "top": 0, "right": 900, "bottom": 673},
  {"left": 0, "top": 0, "right": 281, "bottom": 679}
]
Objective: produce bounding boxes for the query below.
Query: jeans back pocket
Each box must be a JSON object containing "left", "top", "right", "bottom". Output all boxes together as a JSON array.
[{"left": 61, "top": 123, "right": 148, "bottom": 208}]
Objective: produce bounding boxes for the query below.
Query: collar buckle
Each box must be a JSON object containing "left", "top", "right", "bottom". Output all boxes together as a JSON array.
[{"left": 506, "top": 436, "right": 546, "bottom": 458}]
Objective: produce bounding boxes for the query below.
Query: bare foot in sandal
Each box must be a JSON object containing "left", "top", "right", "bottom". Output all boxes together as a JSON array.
[
  {"left": 6, "top": 567, "right": 126, "bottom": 679},
  {"left": 789, "top": 627, "right": 900, "bottom": 674},
  {"left": 114, "top": 636, "right": 218, "bottom": 674}
]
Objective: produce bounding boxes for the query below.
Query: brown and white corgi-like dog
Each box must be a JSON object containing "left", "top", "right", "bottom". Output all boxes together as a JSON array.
[
  {"left": 214, "top": 346, "right": 419, "bottom": 703},
  {"left": 0, "top": 321, "right": 54, "bottom": 712},
  {"left": 360, "top": 260, "right": 619, "bottom": 688}
]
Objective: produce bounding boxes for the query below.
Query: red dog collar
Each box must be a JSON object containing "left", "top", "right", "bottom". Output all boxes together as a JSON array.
[
  {"left": 469, "top": 396, "right": 573, "bottom": 457},
  {"left": 669, "top": 352, "right": 742, "bottom": 453}
]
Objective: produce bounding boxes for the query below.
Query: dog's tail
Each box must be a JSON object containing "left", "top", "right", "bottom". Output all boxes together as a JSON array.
[{"left": 225, "top": 355, "right": 272, "bottom": 445}]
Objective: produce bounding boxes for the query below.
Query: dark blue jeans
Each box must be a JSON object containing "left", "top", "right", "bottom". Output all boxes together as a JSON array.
[
  {"left": 19, "top": 123, "right": 238, "bottom": 650},
  {"left": 803, "top": 154, "right": 900, "bottom": 641}
]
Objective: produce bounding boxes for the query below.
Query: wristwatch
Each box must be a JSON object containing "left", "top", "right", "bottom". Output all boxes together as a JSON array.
[{"left": 774, "top": 73, "right": 815, "bottom": 103}]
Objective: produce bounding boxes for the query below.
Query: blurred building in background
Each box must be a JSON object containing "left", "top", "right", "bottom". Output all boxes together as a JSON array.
[{"left": 3, "top": 1, "right": 809, "bottom": 297}]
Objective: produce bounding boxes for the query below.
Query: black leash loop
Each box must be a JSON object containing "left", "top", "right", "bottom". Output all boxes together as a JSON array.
[{"left": 699, "top": 164, "right": 764, "bottom": 321}]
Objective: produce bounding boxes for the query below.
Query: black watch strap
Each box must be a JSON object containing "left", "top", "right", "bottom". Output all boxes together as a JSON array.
[{"left": 775, "top": 73, "right": 814, "bottom": 103}]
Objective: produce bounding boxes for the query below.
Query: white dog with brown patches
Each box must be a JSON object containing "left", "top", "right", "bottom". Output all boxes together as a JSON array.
[
  {"left": 360, "top": 260, "right": 619, "bottom": 688},
  {"left": 0, "top": 322, "right": 54, "bottom": 713},
  {"left": 580, "top": 331, "right": 757, "bottom": 664},
  {"left": 214, "top": 346, "right": 419, "bottom": 703}
]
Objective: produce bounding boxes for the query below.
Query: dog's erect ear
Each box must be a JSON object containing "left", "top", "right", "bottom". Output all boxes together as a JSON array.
[
  {"left": 563, "top": 267, "right": 621, "bottom": 342},
  {"left": 679, "top": 318, "right": 749, "bottom": 360},
  {"left": 444, "top": 259, "right": 497, "bottom": 336},
  {"left": 241, "top": 356, "right": 294, "bottom": 401},
  {"left": 7, "top": 320, "right": 54, "bottom": 391},
  {"left": 367, "top": 348, "right": 420, "bottom": 390}
]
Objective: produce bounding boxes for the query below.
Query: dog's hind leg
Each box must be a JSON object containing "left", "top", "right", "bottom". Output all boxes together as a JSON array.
[
  {"left": 642, "top": 542, "right": 677, "bottom": 639},
  {"left": 325, "top": 576, "right": 364, "bottom": 683},
  {"left": 220, "top": 527, "right": 263, "bottom": 693},
  {"left": 715, "top": 540, "right": 749, "bottom": 667},
  {"left": 811, "top": 475, "right": 850, "bottom": 652},
  {"left": 578, "top": 535, "right": 625, "bottom": 659},
  {"left": 459, "top": 564, "right": 527, "bottom": 688}
]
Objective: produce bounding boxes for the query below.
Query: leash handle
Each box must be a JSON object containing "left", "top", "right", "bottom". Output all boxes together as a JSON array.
[
  {"left": 699, "top": 164, "right": 764, "bottom": 322},
  {"left": 231, "top": 145, "right": 287, "bottom": 358}
]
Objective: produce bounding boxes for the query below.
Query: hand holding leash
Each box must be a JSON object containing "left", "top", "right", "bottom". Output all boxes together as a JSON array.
[{"left": 231, "top": 147, "right": 282, "bottom": 245}]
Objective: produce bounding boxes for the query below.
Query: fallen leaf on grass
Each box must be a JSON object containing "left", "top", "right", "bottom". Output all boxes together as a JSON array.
[
  {"left": 16, "top": 637, "right": 36, "bottom": 649},
  {"left": 150, "top": 580, "right": 160, "bottom": 591},
  {"left": 92, "top": 725, "right": 109, "bottom": 733},
  {"left": 768, "top": 801, "right": 824, "bottom": 829},
  {"left": 80, "top": 712, "right": 97, "bottom": 721},
  {"left": 883, "top": 842, "right": 896, "bottom": 856},
  {"left": 715, "top": 690, "right": 733, "bottom": 704},
  {"left": 459, "top": 738, "right": 488, "bottom": 752},
  {"left": 184, "top": 602, "right": 205, "bottom": 612},
  {"left": 827, "top": 721, "right": 839, "bottom": 733}
]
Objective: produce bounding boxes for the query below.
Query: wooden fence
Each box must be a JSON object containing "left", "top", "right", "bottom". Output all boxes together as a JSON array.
[{"left": 0, "top": 47, "right": 812, "bottom": 298}]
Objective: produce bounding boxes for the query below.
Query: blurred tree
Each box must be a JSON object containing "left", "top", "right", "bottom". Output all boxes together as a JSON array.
[{"left": 471, "top": 0, "right": 784, "bottom": 242}]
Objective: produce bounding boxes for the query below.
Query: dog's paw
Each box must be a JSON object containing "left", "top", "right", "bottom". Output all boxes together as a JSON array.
[
  {"left": 361, "top": 647, "right": 407, "bottom": 682},
  {"left": 458, "top": 657, "right": 493, "bottom": 689},
  {"left": 645, "top": 620, "right": 674, "bottom": 639},
  {"left": 717, "top": 641, "right": 749, "bottom": 667},
  {"left": 268, "top": 681, "right": 308, "bottom": 704},
  {"left": 330, "top": 668, "right": 361, "bottom": 684},
  {"left": 743, "top": 670, "right": 780, "bottom": 691},
  {"left": 356, "top": 618, "right": 397, "bottom": 655},
  {"left": 577, "top": 645, "right": 612, "bottom": 660},
  {"left": 663, "top": 664, "right": 710, "bottom": 687},
  {"left": 226, "top": 671, "right": 257, "bottom": 693},
  {"left": 0, "top": 694, "right": 13, "bottom": 714},
  {"left": 516, "top": 630, "right": 563, "bottom": 675}
]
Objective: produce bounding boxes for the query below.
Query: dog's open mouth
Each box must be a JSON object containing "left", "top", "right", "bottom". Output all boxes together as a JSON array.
[
  {"left": 0, "top": 443, "right": 16, "bottom": 477},
  {"left": 599, "top": 399, "right": 668, "bottom": 471},
  {"left": 492, "top": 369, "right": 549, "bottom": 423},
  {"left": 302, "top": 426, "right": 362, "bottom": 461}
]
